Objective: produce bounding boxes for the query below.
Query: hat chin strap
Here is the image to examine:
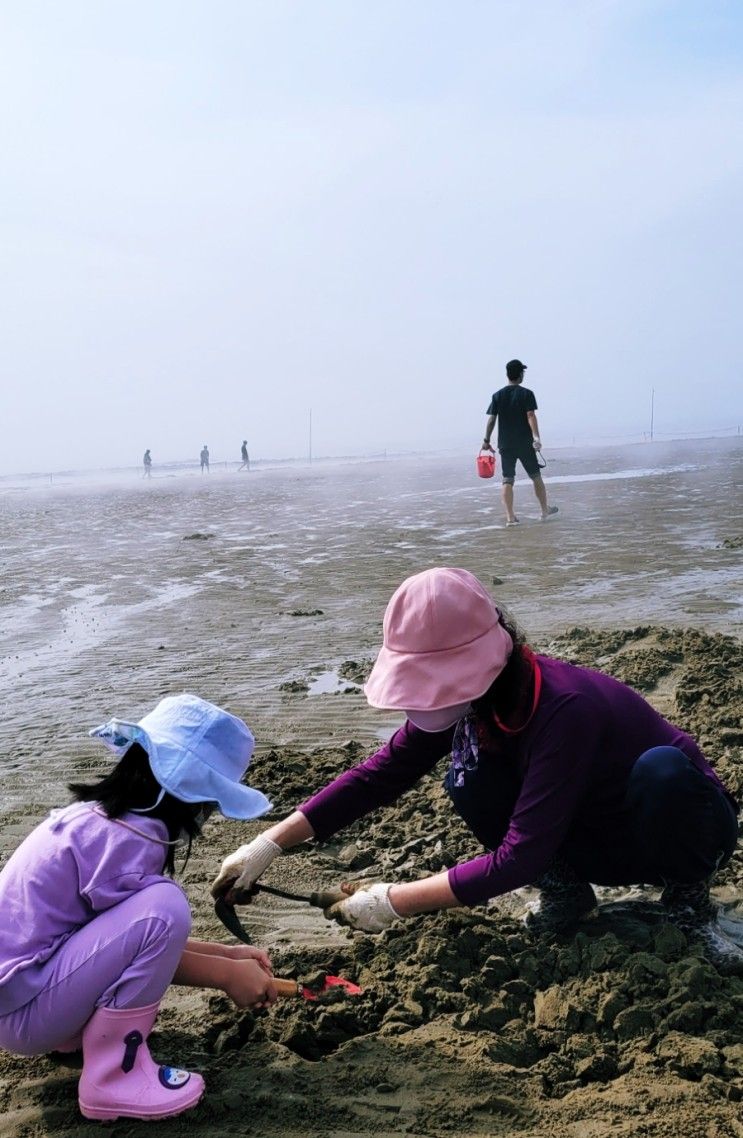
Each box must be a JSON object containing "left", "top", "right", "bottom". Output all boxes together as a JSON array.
[{"left": 129, "top": 787, "right": 167, "bottom": 814}]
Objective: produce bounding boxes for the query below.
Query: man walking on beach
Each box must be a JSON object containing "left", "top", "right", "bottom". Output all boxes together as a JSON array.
[
  {"left": 482, "top": 359, "right": 558, "bottom": 526},
  {"left": 238, "top": 440, "right": 250, "bottom": 471},
  {"left": 143, "top": 449, "right": 152, "bottom": 478},
  {"left": 200, "top": 445, "right": 210, "bottom": 473}
]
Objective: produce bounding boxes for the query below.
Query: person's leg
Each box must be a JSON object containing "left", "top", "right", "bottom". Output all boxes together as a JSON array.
[
  {"left": 518, "top": 449, "right": 557, "bottom": 520},
  {"left": 624, "top": 748, "right": 737, "bottom": 882},
  {"left": 502, "top": 483, "right": 517, "bottom": 523},
  {"left": 499, "top": 451, "right": 518, "bottom": 524},
  {"left": 626, "top": 747, "right": 740, "bottom": 971},
  {"left": 532, "top": 475, "right": 549, "bottom": 513},
  {"left": 558, "top": 746, "right": 741, "bottom": 967},
  {"left": 0, "top": 881, "right": 191, "bottom": 1056},
  {"left": 559, "top": 747, "right": 737, "bottom": 885}
]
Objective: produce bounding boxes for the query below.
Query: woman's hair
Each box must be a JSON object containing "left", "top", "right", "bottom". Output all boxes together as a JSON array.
[
  {"left": 68, "top": 742, "right": 206, "bottom": 874},
  {"left": 472, "top": 606, "right": 533, "bottom": 719}
]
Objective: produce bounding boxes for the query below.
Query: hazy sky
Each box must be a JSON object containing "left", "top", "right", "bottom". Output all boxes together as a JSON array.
[{"left": 2, "top": 1, "right": 742, "bottom": 474}]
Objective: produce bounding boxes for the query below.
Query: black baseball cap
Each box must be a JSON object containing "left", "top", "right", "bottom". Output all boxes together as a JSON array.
[{"left": 506, "top": 359, "right": 527, "bottom": 380}]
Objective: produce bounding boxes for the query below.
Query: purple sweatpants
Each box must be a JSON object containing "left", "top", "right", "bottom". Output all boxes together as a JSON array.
[{"left": 0, "top": 881, "right": 191, "bottom": 1056}]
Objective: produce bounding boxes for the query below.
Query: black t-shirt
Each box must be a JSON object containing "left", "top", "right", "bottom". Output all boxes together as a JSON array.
[{"left": 486, "top": 385, "right": 537, "bottom": 450}]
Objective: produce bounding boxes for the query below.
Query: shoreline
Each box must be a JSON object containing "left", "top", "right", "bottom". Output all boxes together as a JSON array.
[{"left": 1, "top": 431, "right": 740, "bottom": 492}]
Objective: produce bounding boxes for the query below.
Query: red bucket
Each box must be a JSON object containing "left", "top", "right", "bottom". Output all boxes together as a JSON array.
[{"left": 476, "top": 450, "right": 496, "bottom": 479}]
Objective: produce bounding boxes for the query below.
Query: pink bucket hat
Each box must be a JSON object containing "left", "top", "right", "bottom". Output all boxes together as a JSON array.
[{"left": 364, "top": 567, "right": 513, "bottom": 711}]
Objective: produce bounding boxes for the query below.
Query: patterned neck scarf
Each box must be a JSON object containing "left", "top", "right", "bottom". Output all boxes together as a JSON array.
[
  {"left": 450, "top": 712, "right": 481, "bottom": 787},
  {"left": 449, "top": 648, "right": 540, "bottom": 786}
]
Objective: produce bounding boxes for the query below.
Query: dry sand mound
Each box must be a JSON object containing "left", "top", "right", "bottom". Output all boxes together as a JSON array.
[{"left": 1, "top": 628, "right": 741, "bottom": 1138}]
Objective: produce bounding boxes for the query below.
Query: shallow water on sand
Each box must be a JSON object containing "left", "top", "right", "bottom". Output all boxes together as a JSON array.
[{"left": 0, "top": 437, "right": 740, "bottom": 817}]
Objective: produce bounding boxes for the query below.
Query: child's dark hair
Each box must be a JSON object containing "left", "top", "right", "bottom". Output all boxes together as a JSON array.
[{"left": 68, "top": 742, "right": 207, "bottom": 874}]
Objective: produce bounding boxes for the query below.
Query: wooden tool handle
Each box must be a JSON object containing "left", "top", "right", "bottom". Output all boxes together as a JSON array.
[{"left": 274, "top": 978, "right": 302, "bottom": 997}]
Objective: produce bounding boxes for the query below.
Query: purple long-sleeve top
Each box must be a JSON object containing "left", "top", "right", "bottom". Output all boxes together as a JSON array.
[
  {"left": 0, "top": 802, "right": 182, "bottom": 1015},
  {"left": 299, "top": 655, "right": 732, "bottom": 907}
]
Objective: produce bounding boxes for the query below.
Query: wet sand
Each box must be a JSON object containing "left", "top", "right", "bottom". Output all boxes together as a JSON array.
[{"left": 0, "top": 437, "right": 741, "bottom": 1136}]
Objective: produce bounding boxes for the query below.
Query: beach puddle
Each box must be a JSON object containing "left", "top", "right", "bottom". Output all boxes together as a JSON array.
[{"left": 307, "top": 670, "right": 362, "bottom": 695}]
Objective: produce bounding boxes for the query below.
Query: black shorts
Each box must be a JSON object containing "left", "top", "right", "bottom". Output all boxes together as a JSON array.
[{"left": 499, "top": 446, "right": 541, "bottom": 483}]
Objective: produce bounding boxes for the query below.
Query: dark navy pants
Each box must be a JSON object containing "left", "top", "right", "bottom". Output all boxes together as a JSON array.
[{"left": 444, "top": 746, "right": 739, "bottom": 886}]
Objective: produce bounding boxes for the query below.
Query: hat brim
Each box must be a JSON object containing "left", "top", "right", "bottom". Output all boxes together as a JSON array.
[
  {"left": 146, "top": 735, "right": 272, "bottom": 821},
  {"left": 364, "top": 623, "right": 512, "bottom": 711}
]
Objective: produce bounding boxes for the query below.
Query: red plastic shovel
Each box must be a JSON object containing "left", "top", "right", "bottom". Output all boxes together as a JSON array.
[{"left": 273, "top": 976, "right": 363, "bottom": 1001}]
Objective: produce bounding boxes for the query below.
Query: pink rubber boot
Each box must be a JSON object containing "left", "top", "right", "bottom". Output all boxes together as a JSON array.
[{"left": 78, "top": 1002, "right": 205, "bottom": 1121}]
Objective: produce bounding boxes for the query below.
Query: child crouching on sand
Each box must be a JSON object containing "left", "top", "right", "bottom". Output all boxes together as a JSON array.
[{"left": 0, "top": 693, "right": 277, "bottom": 1122}]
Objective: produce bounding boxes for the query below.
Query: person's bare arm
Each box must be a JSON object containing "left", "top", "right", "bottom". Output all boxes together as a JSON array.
[
  {"left": 173, "top": 947, "right": 278, "bottom": 1008},
  {"left": 182, "top": 938, "right": 272, "bottom": 973},
  {"left": 263, "top": 811, "right": 315, "bottom": 847},
  {"left": 388, "top": 872, "right": 461, "bottom": 915},
  {"left": 483, "top": 414, "right": 496, "bottom": 451},
  {"left": 526, "top": 410, "right": 542, "bottom": 448}
]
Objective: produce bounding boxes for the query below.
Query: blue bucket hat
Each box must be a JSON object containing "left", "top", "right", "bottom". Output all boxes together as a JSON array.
[{"left": 89, "top": 693, "right": 271, "bottom": 821}]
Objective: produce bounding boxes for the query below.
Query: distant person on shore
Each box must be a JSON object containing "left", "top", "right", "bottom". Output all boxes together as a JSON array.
[
  {"left": 238, "top": 440, "right": 250, "bottom": 471},
  {"left": 200, "top": 445, "right": 210, "bottom": 473},
  {"left": 213, "top": 567, "right": 741, "bottom": 974},
  {"left": 482, "top": 359, "right": 558, "bottom": 526},
  {"left": 143, "top": 450, "right": 152, "bottom": 479},
  {"left": 0, "top": 694, "right": 276, "bottom": 1122}
]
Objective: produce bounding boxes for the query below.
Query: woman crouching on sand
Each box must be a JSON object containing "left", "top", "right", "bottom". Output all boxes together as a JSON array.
[{"left": 212, "top": 567, "right": 741, "bottom": 972}]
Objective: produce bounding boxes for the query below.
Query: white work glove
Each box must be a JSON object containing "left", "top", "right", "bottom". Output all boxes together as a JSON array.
[
  {"left": 211, "top": 835, "right": 281, "bottom": 901},
  {"left": 532, "top": 437, "right": 542, "bottom": 452},
  {"left": 323, "top": 883, "right": 401, "bottom": 933}
]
